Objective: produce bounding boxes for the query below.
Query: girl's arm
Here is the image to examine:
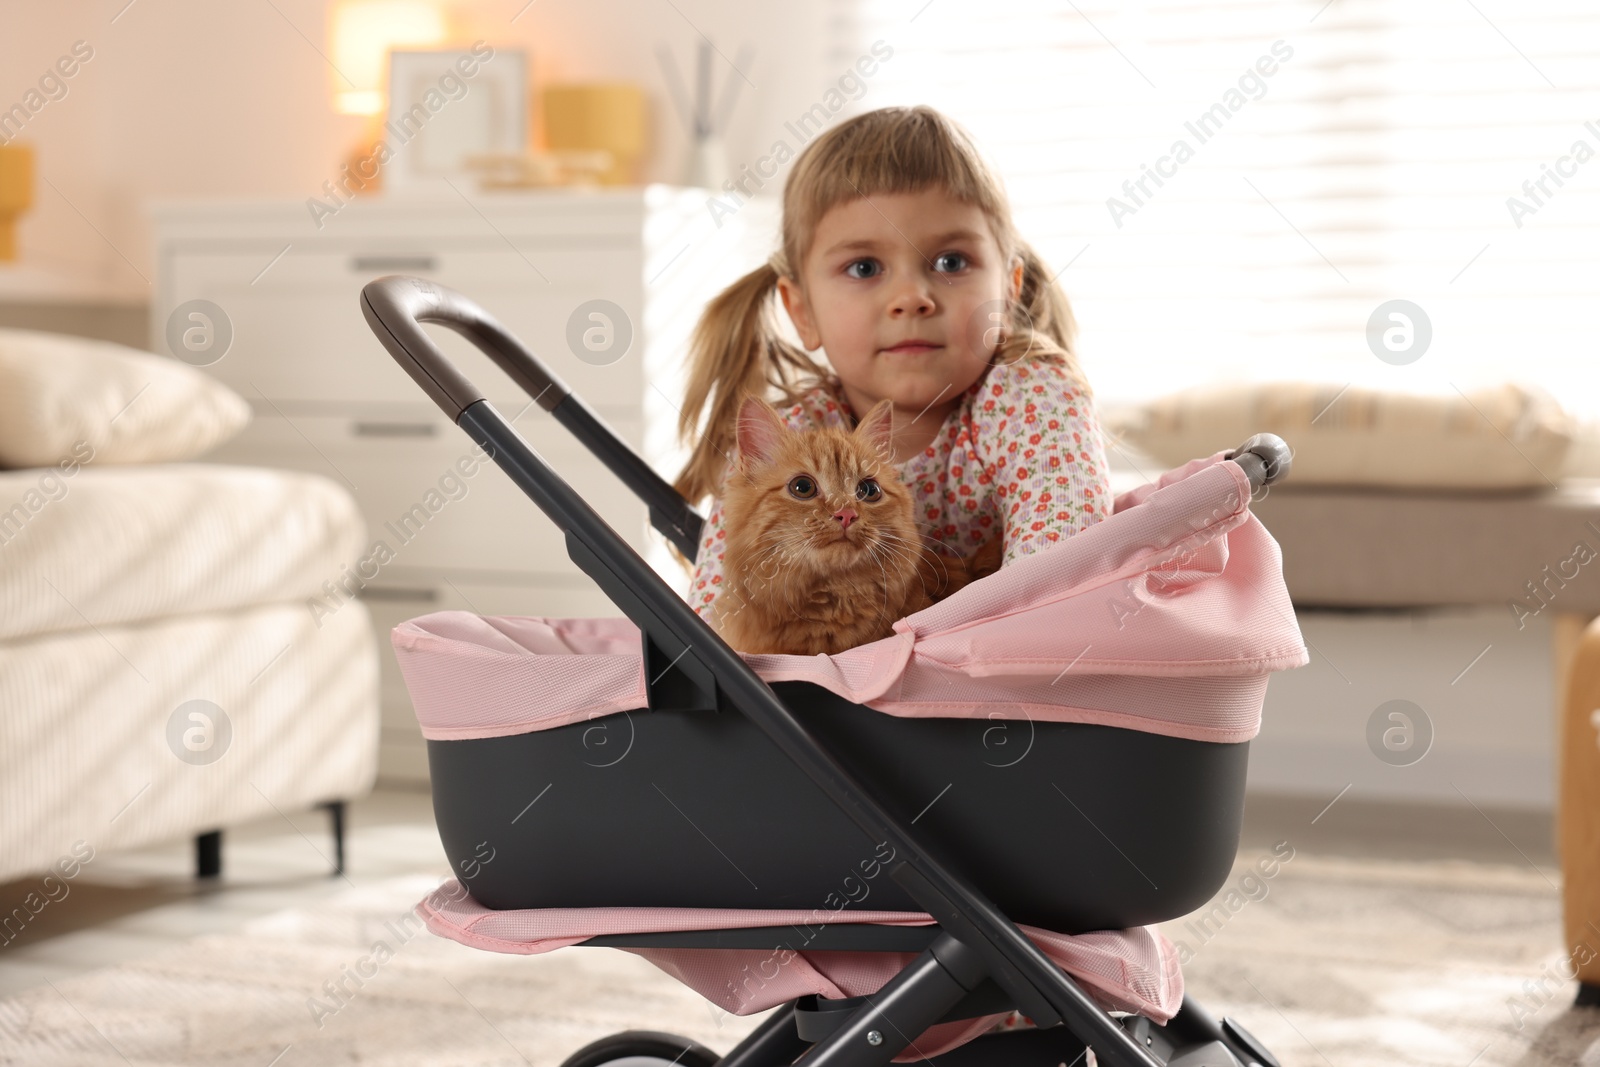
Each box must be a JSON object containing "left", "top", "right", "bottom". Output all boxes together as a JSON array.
[{"left": 980, "top": 359, "right": 1112, "bottom": 563}]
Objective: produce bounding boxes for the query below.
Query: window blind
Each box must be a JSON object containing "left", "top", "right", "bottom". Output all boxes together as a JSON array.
[{"left": 830, "top": 0, "right": 1600, "bottom": 424}]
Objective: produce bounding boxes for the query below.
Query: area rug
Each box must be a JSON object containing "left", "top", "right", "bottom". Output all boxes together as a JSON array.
[
  {"left": 1, "top": 850, "right": 1597, "bottom": 1065},
  {"left": 1174, "top": 850, "right": 1600, "bottom": 1067}
]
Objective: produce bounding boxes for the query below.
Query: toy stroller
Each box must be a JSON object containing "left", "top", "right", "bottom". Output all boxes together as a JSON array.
[{"left": 361, "top": 275, "right": 1309, "bottom": 1067}]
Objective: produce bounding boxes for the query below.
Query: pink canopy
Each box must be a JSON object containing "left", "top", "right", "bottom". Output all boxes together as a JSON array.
[{"left": 393, "top": 450, "right": 1308, "bottom": 746}]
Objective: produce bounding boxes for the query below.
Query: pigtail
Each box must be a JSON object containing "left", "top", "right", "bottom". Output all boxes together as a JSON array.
[
  {"left": 674, "top": 257, "right": 825, "bottom": 505},
  {"left": 993, "top": 238, "right": 1095, "bottom": 402}
]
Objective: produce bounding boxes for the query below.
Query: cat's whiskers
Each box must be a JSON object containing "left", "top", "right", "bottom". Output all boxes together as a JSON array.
[
  {"left": 743, "top": 530, "right": 813, "bottom": 600},
  {"left": 860, "top": 540, "right": 902, "bottom": 623},
  {"left": 868, "top": 530, "right": 925, "bottom": 571},
  {"left": 727, "top": 524, "right": 805, "bottom": 615},
  {"left": 768, "top": 531, "right": 822, "bottom": 606},
  {"left": 876, "top": 529, "right": 951, "bottom": 586}
]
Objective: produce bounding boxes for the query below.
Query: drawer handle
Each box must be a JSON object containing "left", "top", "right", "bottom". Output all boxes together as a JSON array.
[
  {"left": 352, "top": 255, "right": 437, "bottom": 272},
  {"left": 351, "top": 420, "right": 438, "bottom": 437},
  {"left": 358, "top": 586, "right": 439, "bottom": 602}
]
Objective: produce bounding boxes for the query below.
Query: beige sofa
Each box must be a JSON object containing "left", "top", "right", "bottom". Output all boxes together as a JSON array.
[
  {"left": 0, "top": 461, "right": 379, "bottom": 885},
  {"left": 0, "top": 328, "right": 378, "bottom": 889}
]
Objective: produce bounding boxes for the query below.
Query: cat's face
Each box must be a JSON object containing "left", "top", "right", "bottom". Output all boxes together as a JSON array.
[{"left": 723, "top": 397, "right": 921, "bottom": 579}]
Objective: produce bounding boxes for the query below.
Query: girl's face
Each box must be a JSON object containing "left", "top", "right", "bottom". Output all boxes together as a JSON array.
[{"left": 777, "top": 188, "right": 1022, "bottom": 431}]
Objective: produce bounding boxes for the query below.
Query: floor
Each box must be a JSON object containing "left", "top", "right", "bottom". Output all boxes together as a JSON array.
[
  {"left": 0, "top": 784, "right": 446, "bottom": 1000},
  {"left": 0, "top": 780, "right": 1560, "bottom": 1004},
  {"left": 1236, "top": 786, "right": 1556, "bottom": 870}
]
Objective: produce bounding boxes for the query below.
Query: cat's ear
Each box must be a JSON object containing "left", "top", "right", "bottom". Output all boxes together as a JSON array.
[
  {"left": 855, "top": 399, "right": 896, "bottom": 463},
  {"left": 735, "top": 395, "right": 786, "bottom": 471}
]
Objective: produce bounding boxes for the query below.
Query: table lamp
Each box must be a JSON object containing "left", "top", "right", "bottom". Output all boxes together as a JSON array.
[{"left": 328, "top": 0, "right": 448, "bottom": 117}]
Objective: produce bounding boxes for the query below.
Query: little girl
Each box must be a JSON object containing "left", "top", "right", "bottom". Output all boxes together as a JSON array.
[{"left": 675, "top": 104, "right": 1111, "bottom": 621}]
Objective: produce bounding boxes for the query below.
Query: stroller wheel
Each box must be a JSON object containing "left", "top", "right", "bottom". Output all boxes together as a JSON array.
[{"left": 558, "top": 1029, "right": 719, "bottom": 1067}]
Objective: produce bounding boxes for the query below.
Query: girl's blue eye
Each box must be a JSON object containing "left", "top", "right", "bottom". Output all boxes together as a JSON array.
[
  {"left": 845, "top": 259, "right": 880, "bottom": 280},
  {"left": 934, "top": 251, "right": 968, "bottom": 273}
]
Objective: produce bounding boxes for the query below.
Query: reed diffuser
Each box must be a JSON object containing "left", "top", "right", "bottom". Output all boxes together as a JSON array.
[{"left": 657, "top": 38, "right": 751, "bottom": 191}]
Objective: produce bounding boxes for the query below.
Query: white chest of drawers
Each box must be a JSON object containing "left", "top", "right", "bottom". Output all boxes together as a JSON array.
[{"left": 152, "top": 185, "right": 778, "bottom": 781}]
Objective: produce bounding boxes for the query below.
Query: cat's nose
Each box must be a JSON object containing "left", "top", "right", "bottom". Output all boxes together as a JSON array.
[{"left": 832, "top": 507, "right": 858, "bottom": 530}]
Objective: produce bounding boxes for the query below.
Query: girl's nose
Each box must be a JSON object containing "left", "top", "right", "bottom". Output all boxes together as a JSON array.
[
  {"left": 887, "top": 279, "right": 935, "bottom": 317},
  {"left": 833, "top": 507, "right": 858, "bottom": 530}
]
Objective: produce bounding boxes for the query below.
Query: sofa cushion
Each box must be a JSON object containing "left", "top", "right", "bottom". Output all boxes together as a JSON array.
[
  {"left": 0, "top": 328, "right": 251, "bottom": 468},
  {"left": 1566, "top": 416, "right": 1600, "bottom": 479},
  {"left": 1105, "top": 378, "right": 1574, "bottom": 491},
  {"left": 0, "top": 464, "right": 366, "bottom": 642}
]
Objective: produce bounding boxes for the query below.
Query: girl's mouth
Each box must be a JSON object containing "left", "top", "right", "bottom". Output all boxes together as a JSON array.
[{"left": 882, "top": 342, "right": 943, "bottom": 354}]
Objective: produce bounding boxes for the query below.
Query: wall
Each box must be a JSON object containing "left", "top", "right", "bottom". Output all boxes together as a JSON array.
[
  {"left": 0, "top": 0, "right": 832, "bottom": 298},
  {"left": 1253, "top": 606, "right": 1557, "bottom": 812}
]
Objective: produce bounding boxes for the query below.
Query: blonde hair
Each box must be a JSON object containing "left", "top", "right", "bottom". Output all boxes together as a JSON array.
[{"left": 674, "top": 104, "right": 1092, "bottom": 504}]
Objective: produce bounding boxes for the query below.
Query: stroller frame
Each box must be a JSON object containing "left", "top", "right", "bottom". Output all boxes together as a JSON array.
[{"left": 361, "top": 276, "right": 1292, "bottom": 1067}]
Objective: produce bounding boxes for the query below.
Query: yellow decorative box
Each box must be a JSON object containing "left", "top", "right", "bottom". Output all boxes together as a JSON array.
[{"left": 541, "top": 84, "right": 646, "bottom": 186}]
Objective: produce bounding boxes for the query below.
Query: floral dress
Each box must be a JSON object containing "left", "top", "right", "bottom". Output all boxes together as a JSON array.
[{"left": 688, "top": 356, "right": 1112, "bottom": 621}]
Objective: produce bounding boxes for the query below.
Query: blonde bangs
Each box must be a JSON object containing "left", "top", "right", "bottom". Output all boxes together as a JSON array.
[{"left": 779, "top": 106, "right": 1019, "bottom": 274}]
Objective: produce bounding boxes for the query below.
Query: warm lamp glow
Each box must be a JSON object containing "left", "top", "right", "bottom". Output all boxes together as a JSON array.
[{"left": 329, "top": 0, "right": 448, "bottom": 115}]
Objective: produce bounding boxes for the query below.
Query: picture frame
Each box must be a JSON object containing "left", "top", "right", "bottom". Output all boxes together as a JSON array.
[{"left": 384, "top": 47, "right": 528, "bottom": 190}]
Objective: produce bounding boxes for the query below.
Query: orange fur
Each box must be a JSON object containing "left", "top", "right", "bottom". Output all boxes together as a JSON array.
[{"left": 714, "top": 397, "right": 999, "bottom": 656}]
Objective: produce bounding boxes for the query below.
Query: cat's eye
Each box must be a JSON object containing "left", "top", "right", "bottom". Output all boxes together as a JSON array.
[
  {"left": 856, "top": 478, "right": 883, "bottom": 502},
  {"left": 787, "top": 475, "right": 818, "bottom": 499}
]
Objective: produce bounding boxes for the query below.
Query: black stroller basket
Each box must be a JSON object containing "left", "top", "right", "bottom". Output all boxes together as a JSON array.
[{"left": 361, "top": 276, "right": 1293, "bottom": 1067}]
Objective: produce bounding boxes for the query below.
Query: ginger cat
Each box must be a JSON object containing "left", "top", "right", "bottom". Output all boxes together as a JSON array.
[{"left": 714, "top": 395, "right": 1002, "bottom": 656}]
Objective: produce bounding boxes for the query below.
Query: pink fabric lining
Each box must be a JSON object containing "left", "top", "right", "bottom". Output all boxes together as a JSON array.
[
  {"left": 391, "top": 451, "right": 1308, "bottom": 745},
  {"left": 417, "top": 880, "right": 1184, "bottom": 1062}
]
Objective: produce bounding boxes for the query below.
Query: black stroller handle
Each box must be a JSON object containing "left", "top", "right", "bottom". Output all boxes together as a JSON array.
[
  {"left": 360, "top": 274, "right": 704, "bottom": 558},
  {"left": 360, "top": 276, "right": 1169, "bottom": 1066}
]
